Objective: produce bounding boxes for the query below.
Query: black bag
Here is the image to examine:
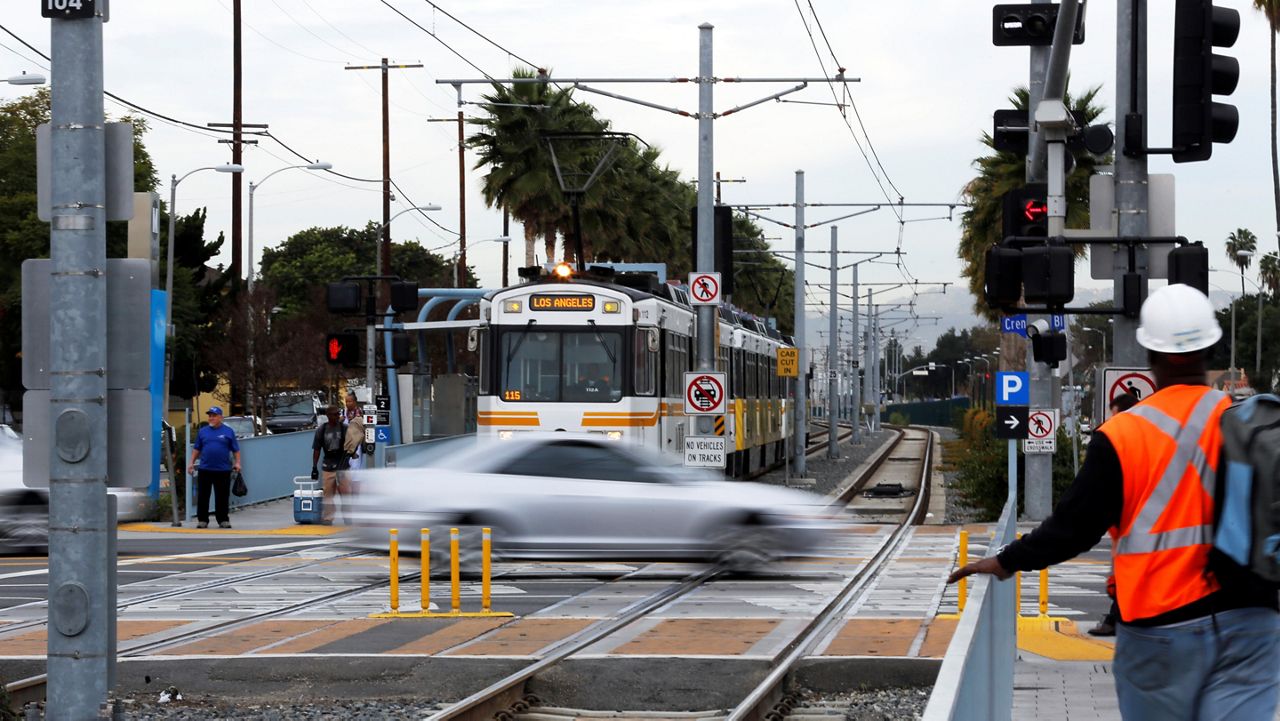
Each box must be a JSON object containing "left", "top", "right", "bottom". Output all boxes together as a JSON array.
[{"left": 231, "top": 470, "right": 248, "bottom": 497}]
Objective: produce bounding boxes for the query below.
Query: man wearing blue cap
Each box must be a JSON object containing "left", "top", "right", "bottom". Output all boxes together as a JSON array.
[{"left": 188, "top": 406, "right": 241, "bottom": 528}]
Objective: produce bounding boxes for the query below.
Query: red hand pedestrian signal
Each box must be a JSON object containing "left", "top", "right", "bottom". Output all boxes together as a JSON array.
[{"left": 325, "top": 333, "right": 359, "bottom": 367}]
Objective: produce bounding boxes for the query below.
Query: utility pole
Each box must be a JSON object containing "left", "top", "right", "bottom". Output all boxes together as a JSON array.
[
  {"left": 47, "top": 7, "right": 111, "bottom": 717},
  {"left": 1114, "top": 0, "right": 1148, "bottom": 371},
  {"left": 232, "top": 0, "right": 242, "bottom": 280},
  {"left": 792, "top": 170, "right": 806, "bottom": 475},
  {"left": 850, "top": 260, "right": 860, "bottom": 443},
  {"left": 694, "top": 24, "right": 716, "bottom": 446},
  {"left": 827, "top": 226, "right": 838, "bottom": 458},
  {"left": 346, "top": 59, "right": 424, "bottom": 302},
  {"left": 429, "top": 112, "right": 468, "bottom": 286},
  {"left": 502, "top": 210, "right": 511, "bottom": 287}
]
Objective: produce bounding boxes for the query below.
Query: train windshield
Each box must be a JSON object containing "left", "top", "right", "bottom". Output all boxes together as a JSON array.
[{"left": 499, "top": 328, "right": 623, "bottom": 403}]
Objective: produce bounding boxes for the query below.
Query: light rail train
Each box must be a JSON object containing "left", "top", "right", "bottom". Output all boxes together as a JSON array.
[{"left": 471, "top": 265, "right": 796, "bottom": 476}]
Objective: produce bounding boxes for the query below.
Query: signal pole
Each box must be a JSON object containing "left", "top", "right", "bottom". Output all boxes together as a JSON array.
[
  {"left": 47, "top": 7, "right": 111, "bottom": 716},
  {"left": 1114, "top": 0, "right": 1148, "bottom": 366},
  {"left": 792, "top": 170, "right": 806, "bottom": 474}
]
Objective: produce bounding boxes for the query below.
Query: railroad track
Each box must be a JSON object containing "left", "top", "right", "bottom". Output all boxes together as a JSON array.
[{"left": 426, "top": 426, "right": 934, "bottom": 721}]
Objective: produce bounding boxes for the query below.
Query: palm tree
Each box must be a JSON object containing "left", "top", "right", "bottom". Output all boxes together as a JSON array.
[
  {"left": 468, "top": 68, "right": 602, "bottom": 266},
  {"left": 1255, "top": 1, "right": 1280, "bottom": 253},
  {"left": 1261, "top": 252, "right": 1280, "bottom": 297},
  {"left": 957, "top": 84, "right": 1109, "bottom": 321},
  {"left": 1226, "top": 227, "right": 1259, "bottom": 297}
]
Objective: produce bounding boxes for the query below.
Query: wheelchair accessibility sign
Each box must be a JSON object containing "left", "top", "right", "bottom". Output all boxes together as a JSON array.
[{"left": 374, "top": 426, "right": 391, "bottom": 444}]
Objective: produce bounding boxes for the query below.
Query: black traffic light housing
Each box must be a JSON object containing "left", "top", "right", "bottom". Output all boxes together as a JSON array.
[
  {"left": 325, "top": 332, "right": 360, "bottom": 367},
  {"left": 689, "top": 205, "right": 735, "bottom": 296},
  {"left": 992, "top": 3, "right": 1086, "bottom": 46},
  {"left": 1030, "top": 332, "right": 1069, "bottom": 368},
  {"left": 1021, "top": 241, "right": 1074, "bottom": 306},
  {"left": 1172, "top": 0, "right": 1240, "bottom": 162},
  {"left": 1168, "top": 241, "right": 1210, "bottom": 296},
  {"left": 326, "top": 282, "right": 362, "bottom": 314},
  {"left": 389, "top": 281, "right": 419, "bottom": 314},
  {"left": 1002, "top": 183, "right": 1049, "bottom": 240},
  {"left": 390, "top": 332, "right": 412, "bottom": 367},
  {"left": 984, "top": 244, "right": 1023, "bottom": 309}
]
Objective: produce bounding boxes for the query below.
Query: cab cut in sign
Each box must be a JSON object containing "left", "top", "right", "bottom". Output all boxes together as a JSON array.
[{"left": 530, "top": 294, "right": 595, "bottom": 311}]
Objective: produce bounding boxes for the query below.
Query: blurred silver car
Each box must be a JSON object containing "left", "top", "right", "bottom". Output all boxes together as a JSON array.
[
  {"left": 349, "top": 434, "right": 834, "bottom": 572},
  {"left": 0, "top": 431, "right": 46, "bottom": 554}
]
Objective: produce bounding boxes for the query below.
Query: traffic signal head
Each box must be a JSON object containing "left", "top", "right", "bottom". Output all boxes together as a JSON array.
[
  {"left": 389, "top": 281, "right": 419, "bottom": 313},
  {"left": 325, "top": 332, "right": 360, "bottom": 367},
  {"left": 1172, "top": 0, "right": 1240, "bottom": 163},
  {"left": 1168, "top": 241, "right": 1210, "bottom": 296},
  {"left": 326, "top": 282, "right": 362, "bottom": 314},
  {"left": 1030, "top": 331, "right": 1068, "bottom": 368},
  {"left": 992, "top": 3, "right": 1086, "bottom": 47},
  {"left": 390, "top": 332, "right": 412, "bottom": 367},
  {"left": 1001, "top": 183, "right": 1049, "bottom": 240},
  {"left": 984, "top": 244, "right": 1022, "bottom": 309},
  {"left": 1021, "top": 242, "right": 1074, "bottom": 306}
]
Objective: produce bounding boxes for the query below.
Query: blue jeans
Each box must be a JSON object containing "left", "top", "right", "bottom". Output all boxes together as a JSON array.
[{"left": 1114, "top": 607, "right": 1280, "bottom": 720}]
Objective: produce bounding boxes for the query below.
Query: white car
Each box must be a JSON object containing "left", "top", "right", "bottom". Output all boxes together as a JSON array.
[
  {"left": 349, "top": 434, "right": 835, "bottom": 572},
  {"left": 0, "top": 431, "right": 45, "bottom": 554}
]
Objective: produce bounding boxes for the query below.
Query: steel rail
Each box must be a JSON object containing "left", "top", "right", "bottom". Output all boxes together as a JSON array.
[
  {"left": 726, "top": 427, "right": 934, "bottom": 720},
  {"left": 424, "top": 567, "right": 721, "bottom": 721}
]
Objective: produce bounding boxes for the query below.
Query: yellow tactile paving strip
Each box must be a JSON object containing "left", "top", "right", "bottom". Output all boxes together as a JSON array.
[
  {"left": 1018, "top": 618, "right": 1114, "bottom": 661},
  {"left": 253, "top": 619, "right": 392, "bottom": 655},
  {"left": 822, "top": 618, "right": 920, "bottom": 656},
  {"left": 1, "top": 620, "right": 190, "bottom": 655},
  {"left": 158, "top": 619, "right": 337, "bottom": 656},
  {"left": 387, "top": 618, "right": 511, "bottom": 655},
  {"left": 919, "top": 617, "right": 958, "bottom": 658},
  {"left": 445, "top": 618, "right": 595, "bottom": 656},
  {"left": 611, "top": 619, "right": 780, "bottom": 656},
  {"left": 118, "top": 523, "right": 342, "bottom": 536}
]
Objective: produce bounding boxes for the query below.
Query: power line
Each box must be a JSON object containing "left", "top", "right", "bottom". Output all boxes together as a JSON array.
[
  {"left": 790, "top": 2, "right": 904, "bottom": 217},
  {"left": 412, "top": 0, "right": 539, "bottom": 69},
  {"left": 376, "top": 0, "right": 494, "bottom": 80}
]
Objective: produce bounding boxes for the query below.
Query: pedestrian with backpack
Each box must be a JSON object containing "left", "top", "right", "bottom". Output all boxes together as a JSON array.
[
  {"left": 310, "top": 406, "right": 350, "bottom": 525},
  {"left": 949, "top": 284, "right": 1279, "bottom": 720}
]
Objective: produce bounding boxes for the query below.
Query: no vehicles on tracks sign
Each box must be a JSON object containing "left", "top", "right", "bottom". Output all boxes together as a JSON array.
[{"left": 684, "top": 372, "right": 727, "bottom": 416}]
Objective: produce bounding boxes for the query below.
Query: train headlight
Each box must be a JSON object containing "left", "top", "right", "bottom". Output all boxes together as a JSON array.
[
  {"left": 602, "top": 300, "right": 621, "bottom": 314},
  {"left": 553, "top": 262, "right": 573, "bottom": 279},
  {"left": 503, "top": 300, "right": 523, "bottom": 313},
  {"left": 605, "top": 431, "right": 624, "bottom": 441}
]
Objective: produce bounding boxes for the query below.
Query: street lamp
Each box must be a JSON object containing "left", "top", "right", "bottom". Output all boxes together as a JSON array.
[
  {"left": 246, "top": 161, "right": 332, "bottom": 289},
  {"left": 3, "top": 72, "right": 45, "bottom": 85},
  {"left": 453, "top": 236, "right": 506, "bottom": 288},
  {"left": 1079, "top": 326, "right": 1109, "bottom": 365},
  {"left": 163, "top": 163, "right": 242, "bottom": 525}
]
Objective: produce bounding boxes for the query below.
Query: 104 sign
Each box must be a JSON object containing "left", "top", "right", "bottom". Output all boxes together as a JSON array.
[{"left": 42, "top": 0, "right": 98, "bottom": 19}]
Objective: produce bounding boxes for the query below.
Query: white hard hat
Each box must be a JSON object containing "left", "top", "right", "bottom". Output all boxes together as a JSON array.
[{"left": 1135, "top": 283, "right": 1222, "bottom": 353}]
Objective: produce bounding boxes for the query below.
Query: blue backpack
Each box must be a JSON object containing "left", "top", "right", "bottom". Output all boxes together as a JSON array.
[{"left": 1213, "top": 393, "right": 1280, "bottom": 585}]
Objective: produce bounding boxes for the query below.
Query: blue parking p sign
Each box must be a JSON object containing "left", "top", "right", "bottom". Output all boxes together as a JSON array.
[{"left": 996, "top": 371, "right": 1030, "bottom": 406}]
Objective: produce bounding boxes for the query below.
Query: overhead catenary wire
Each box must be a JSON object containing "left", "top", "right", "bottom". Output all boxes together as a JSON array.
[{"left": 377, "top": 0, "right": 495, "bottom": 80}]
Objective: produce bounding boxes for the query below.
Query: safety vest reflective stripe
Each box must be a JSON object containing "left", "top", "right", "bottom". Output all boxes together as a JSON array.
[{"left": 1114, "top": 389, "right": 1228, "bottom": 556}]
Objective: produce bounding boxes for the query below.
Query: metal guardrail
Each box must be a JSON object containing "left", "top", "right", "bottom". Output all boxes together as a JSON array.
[{"left": 921, "top": 496, "right": 1018, "bottom": 721}]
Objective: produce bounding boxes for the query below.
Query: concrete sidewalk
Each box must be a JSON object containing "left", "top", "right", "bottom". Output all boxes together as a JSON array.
[{"left": 118, "top": 498, "right": 342, "bottom": 538}]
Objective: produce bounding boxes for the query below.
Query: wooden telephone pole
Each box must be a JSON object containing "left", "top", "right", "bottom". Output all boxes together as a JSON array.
[{"left": 345, "top": 59, "right": 423, "bottom": 300}]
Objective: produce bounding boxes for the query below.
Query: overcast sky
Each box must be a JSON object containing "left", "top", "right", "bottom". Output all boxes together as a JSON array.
[{"left": 1, "top": 1, "right": 1275, "bottom": 349}]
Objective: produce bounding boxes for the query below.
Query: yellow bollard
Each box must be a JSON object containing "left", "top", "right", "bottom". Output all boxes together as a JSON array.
[
  {"left": 957, "top": 530, "right": 969, "bottom": 613},
  {"left": 421, "top": 529, "right": 430, "bottom": 612},
  {"left": 389, "top": 529, "right": 400, "bottom": 614},
  {"left": 1039, "top": 568, "right": 1049, "bottom": 617},
  {"left": 450, "top": 527, "right": 461, "bottom": 614},
  {"left": 482, "top": 527, "right": 493, "bottom": 613}
]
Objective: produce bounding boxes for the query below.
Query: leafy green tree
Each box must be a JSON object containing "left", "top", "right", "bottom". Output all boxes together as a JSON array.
[
  {"left": 1261, "top": 252, "right": 1280, "bottom": 296},
  {"left": 957, "top": 84, "right": 1108, "bottom": 321}
]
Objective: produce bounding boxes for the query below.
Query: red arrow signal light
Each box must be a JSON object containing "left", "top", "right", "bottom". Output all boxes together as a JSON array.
[{"left": 1023, "top": 199, "right": 1048, "bottom": 222}]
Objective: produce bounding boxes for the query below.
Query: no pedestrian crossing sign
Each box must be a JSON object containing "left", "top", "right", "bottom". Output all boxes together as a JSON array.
[
  {"left": 996, "top": 371, "right": 1030, "bottom": 406},
  {"left": 688, "top": 272, "right": 721, "bottom": 305},
  {"left": 684, "top": 372, "right": 727, "bottom": 415},
  {"left": 684, "top": 436, "right": 727, "bottom": 468},
  {"left": 1023, "top": 408, "right": 1058, "bottom": 454},
  {"left": 1100, "top": 367, "right": 1157, "bottom": 420}
]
